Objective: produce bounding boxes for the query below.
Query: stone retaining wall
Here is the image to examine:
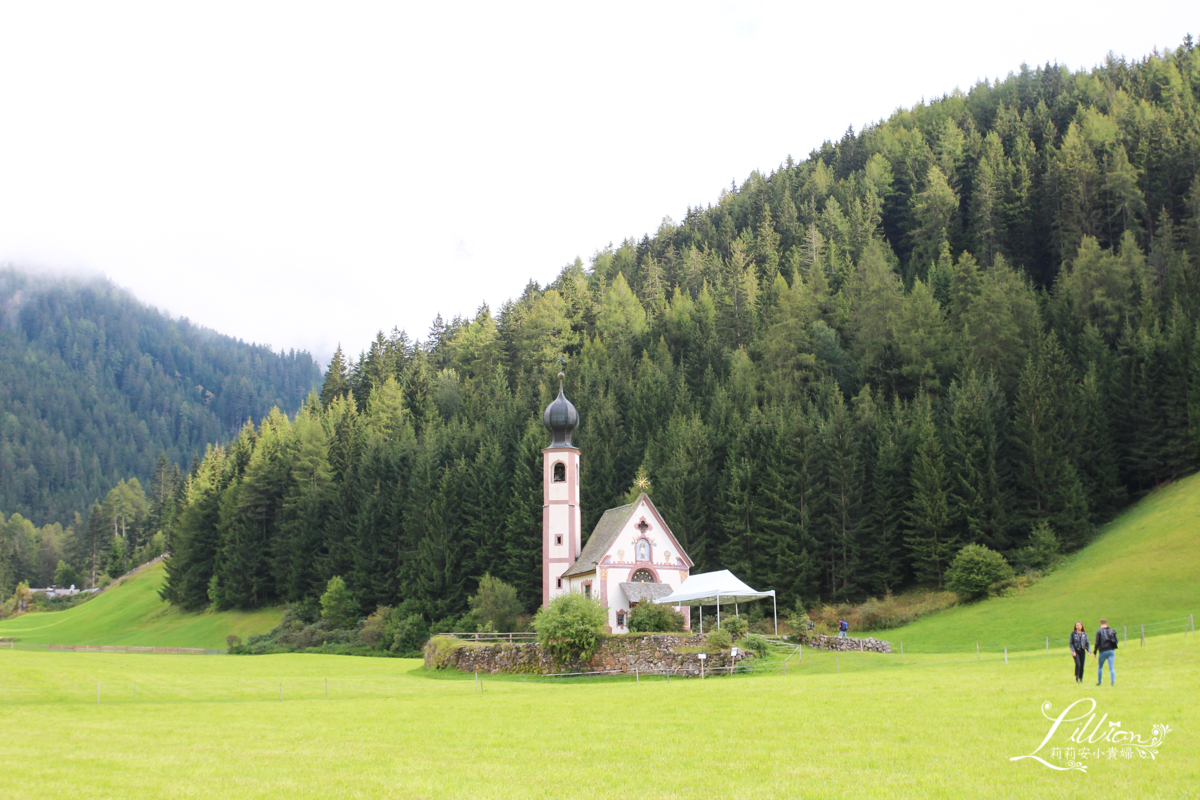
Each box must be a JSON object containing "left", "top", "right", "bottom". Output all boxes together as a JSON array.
[
  {"left": 805, "top": 634, "right": 891, "bottom": 653},
  {"left": 427, "top": 633, "right": 748, "bottom": 676}
]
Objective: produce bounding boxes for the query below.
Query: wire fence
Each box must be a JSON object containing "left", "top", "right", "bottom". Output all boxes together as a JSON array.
[
  {"left": 889, "top": 615, "right": 1195, "bottom": 655},
  {"left": 0, "top": 613, "right": 1192, "bottom": 702},
  {"left": 0, "top": 641, "right": 225, "bottom": 654}
]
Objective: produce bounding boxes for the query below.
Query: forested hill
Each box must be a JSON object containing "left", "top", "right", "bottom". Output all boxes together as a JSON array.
[
  {"left": 0, "top": 269, "right": 321, "bottom": 524},
  {"left": 159, "top": 41, "right": 1200, "bottom": 627}
]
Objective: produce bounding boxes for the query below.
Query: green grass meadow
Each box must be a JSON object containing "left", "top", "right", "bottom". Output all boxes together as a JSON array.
[
  {"left": 1, "top": 476, "right": 1197, "bottom": 797},
  {"left": 1, "top": 636, "right": 1196, "bottom": 799},
  {"left": 0, "top": 561, "right": 281, "bottom": 649}
]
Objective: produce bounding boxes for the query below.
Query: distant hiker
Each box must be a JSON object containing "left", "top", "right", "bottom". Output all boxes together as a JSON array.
[
  {"left": 838, "top": 619, "right": 848, "bottom": 638},
  {"left": 1069, "top": 622, "right": 1089, "bottom": 683},
  {"left": 1093, "top": 618, "right": 1118, "bottom": 686}
]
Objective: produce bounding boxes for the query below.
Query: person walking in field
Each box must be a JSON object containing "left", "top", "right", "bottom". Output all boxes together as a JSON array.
[
  {"left": 1094, "top": 618, "right": 1118, "bottom": 686},
  {"left": 838, "top": 619, "right": 848, "bottom": 638},
  {"left": 1069, "top": 622, "right": 1088, "bottom": 683}
]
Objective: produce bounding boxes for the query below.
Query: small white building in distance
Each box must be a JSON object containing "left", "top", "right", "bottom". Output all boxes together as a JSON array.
[{"left": 540, "top": 372, "right": 693, "bottom": 633}]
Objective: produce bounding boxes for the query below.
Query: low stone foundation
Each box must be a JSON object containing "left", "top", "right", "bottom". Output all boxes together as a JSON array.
[
  {"left": 427, "top": 633, "right": 748, "bottom": 676},
  {"left": 805, "top": 634, "right": 892, "bottom": 653}
]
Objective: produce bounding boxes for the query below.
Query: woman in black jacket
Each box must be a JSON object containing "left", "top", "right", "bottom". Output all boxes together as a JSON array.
[{"left": 1069, "top": 622, "right": 1089, "bottom": 683}]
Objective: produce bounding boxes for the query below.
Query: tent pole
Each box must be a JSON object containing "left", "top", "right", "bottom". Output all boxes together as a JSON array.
[
  {"left": 773, "top": 592, "right": 778, "bottom": 636},
  {"left": 699, "top": 605, "right": 703, "bottom": 634},
  {"left": 717, "top": 592, "right": 721, "bottom": 628},
  {"left": 735, "top": 601, "right": 739, "bottom": 617}
]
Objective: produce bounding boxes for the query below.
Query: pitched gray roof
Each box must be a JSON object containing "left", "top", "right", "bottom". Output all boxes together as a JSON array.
[
  {"left": 619, "top": 582, "right": 674, "bottom": 604},
  {"left": 562, "top": 502, "right": 635, "bottom": 578}
]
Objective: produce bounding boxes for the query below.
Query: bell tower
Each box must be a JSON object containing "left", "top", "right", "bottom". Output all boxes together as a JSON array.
[{"left": 542, "top": 371, "right": 581, "bottom": 608}]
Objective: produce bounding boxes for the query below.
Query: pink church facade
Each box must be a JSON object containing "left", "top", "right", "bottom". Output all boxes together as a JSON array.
[{"left": 541, "top": 374, "right": 692, "bottom": 632}]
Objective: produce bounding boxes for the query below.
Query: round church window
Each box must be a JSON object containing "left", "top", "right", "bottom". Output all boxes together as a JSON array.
[{"left": 630, "top": 569, "right": 655, "bottom": 583}]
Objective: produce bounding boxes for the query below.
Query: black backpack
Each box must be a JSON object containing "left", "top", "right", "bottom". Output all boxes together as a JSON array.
[{"left": 1099, "top": 627, "right": 1118, "bottom": 650}]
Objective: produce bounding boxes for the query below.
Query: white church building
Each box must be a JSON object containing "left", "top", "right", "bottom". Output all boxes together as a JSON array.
[{"left": 540, "top": 373, "right": 693, "bottom": 633}]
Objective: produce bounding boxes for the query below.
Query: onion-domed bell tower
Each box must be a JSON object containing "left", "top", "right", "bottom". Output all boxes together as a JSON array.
[{"left": 542, "top": 371, "right": 581, "bottom": 608}]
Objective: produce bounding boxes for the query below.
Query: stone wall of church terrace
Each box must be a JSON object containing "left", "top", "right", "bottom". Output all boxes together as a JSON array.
[
  {"left": 804, "top": 634, "right": 892, "bottom": 653},
  {"left": 426, "top": 633, "right": 749, "bottom": 677}
]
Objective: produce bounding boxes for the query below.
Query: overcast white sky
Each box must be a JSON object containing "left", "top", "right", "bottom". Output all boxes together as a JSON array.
[{"left": 0, "top": 2, "right": 1192, "bottom": 366}]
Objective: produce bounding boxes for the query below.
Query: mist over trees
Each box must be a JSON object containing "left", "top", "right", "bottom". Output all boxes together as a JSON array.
[
  {"left": 11, "top": 41, "right": 1200, "bottom": 622},
  {"left": 0, "top": 269, "right": 321, "bottom": 525}
]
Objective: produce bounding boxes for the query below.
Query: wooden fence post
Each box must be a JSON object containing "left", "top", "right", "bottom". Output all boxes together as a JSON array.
[{"left": 1140, "top": 624, "right": 1145, "bottom": 646}]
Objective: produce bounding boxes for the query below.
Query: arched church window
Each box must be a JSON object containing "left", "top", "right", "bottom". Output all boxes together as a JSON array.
[
  {"left": 630, "top": 568, "right": 655, "bottom": 583},
  {"left": 636, "top": 538, "right": 650, "bottom": 562},
  {"left": 552, "top": 462, "right": 566, "bottom": 482}
]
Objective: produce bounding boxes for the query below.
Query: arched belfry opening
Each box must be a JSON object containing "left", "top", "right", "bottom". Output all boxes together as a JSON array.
[{"left": 552, "top": 462, "right": 566, "bottom": 482}]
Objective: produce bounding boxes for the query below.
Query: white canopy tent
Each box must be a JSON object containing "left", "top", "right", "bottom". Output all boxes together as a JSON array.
[{"left": 653, "top": 569, "right": 777, "bottom": 635}]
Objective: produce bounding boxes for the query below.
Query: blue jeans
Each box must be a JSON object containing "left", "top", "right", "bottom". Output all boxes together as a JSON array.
[
  {"left": 838, "top": 631, "right": 846, "bottom": 638},
  {"left": 1097, "top": 649, "right": 1115, "bottom": 684}
]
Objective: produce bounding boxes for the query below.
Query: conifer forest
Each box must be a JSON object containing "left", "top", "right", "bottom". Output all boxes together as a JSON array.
[{"left": 7, "top": 42, "right": 1200, "bottom": 627}]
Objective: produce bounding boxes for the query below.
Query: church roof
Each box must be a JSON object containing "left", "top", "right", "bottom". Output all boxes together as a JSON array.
[
  {"left": 562, "top": 492, "right": 694, "bottom": 579},
  {"left": 619, "top": 582, "right": 675, "bottom": 604},
  {"left": 562, "top": 502, "right": 634, "bottom": 578}
]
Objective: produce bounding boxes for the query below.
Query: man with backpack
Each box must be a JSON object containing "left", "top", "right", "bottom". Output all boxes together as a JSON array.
[
  {"left": 1093, "top": 618, "right": 1118, "bottom": 686},
  {"left": 838, "top": 619, "right": 849, "bottom": 638}
]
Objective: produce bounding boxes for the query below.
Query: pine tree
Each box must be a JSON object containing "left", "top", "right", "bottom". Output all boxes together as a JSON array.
[
  {"left": 817, "top": 395, "right": 865, "bottom": 598},
  {"left": 905, "top": 396, "right": 956, "bottom": 586},
  {"left": 1011, "top": 334, "right": 1091, "bottom": 548},
  {"left": 863, "top": 399, "right": 908, "bottom": 593},
  {"left": 946, "top": 371, "right": 1011, "bottom": 551},
  {"left": 320, "top": 346, "right": 350, "bottom": 408}
]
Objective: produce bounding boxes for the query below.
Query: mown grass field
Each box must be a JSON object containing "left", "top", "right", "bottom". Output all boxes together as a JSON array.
[
  {"left": 0, "top": 561, "right": 281, "bottom": 649},
  {"left": 1, "top": 634, "right": 1195, "bottom": 799},
  {"left": 881, "top": 472, "right": 1200, "bottom": 650}
]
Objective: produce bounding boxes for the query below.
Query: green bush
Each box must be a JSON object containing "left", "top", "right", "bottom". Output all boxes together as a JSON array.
[
  {"left": 945, "top": 544, "right": 1015, "bottom": 600},
  {"left": 533, "top": 592, "right": 608, "bottom": 665},
  {"left": 720, "top": 616, "right": 749, "bottom": 639},
  {"left": 468, "top": 574, "right": 524, "bottom": 632},
  {"left": 359, "top": 606, "right": 391, "bottom": 648},
  {"left": 53, "top": 559, "right": 80, "bottom": 588},
  {"left": 387, "top": 613, "right": 429, "bottom": 657},
  {"left": 627, "top": 601, "right": 686, "bottom": 633},
  {"left": 320, "top": 576, "right": 359, "bottom": 629},
  {"left": 706, "top": 628, "right": 732, "bottom": 652},
  {"left": 740, "top": 633, "right": 770, "bottom": 658}
]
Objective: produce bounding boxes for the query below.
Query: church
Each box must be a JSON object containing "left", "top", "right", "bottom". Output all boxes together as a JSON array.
[{"left": 540, "top": 373, "right": 693, "bottom": 633}]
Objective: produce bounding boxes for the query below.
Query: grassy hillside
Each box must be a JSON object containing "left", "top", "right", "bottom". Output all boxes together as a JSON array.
[
  {"left": 883, "top": 472, "right": 1200, "bottom": 650},
  {"left": 0, "top": 561, "right": 280, "bottom": 649}
]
